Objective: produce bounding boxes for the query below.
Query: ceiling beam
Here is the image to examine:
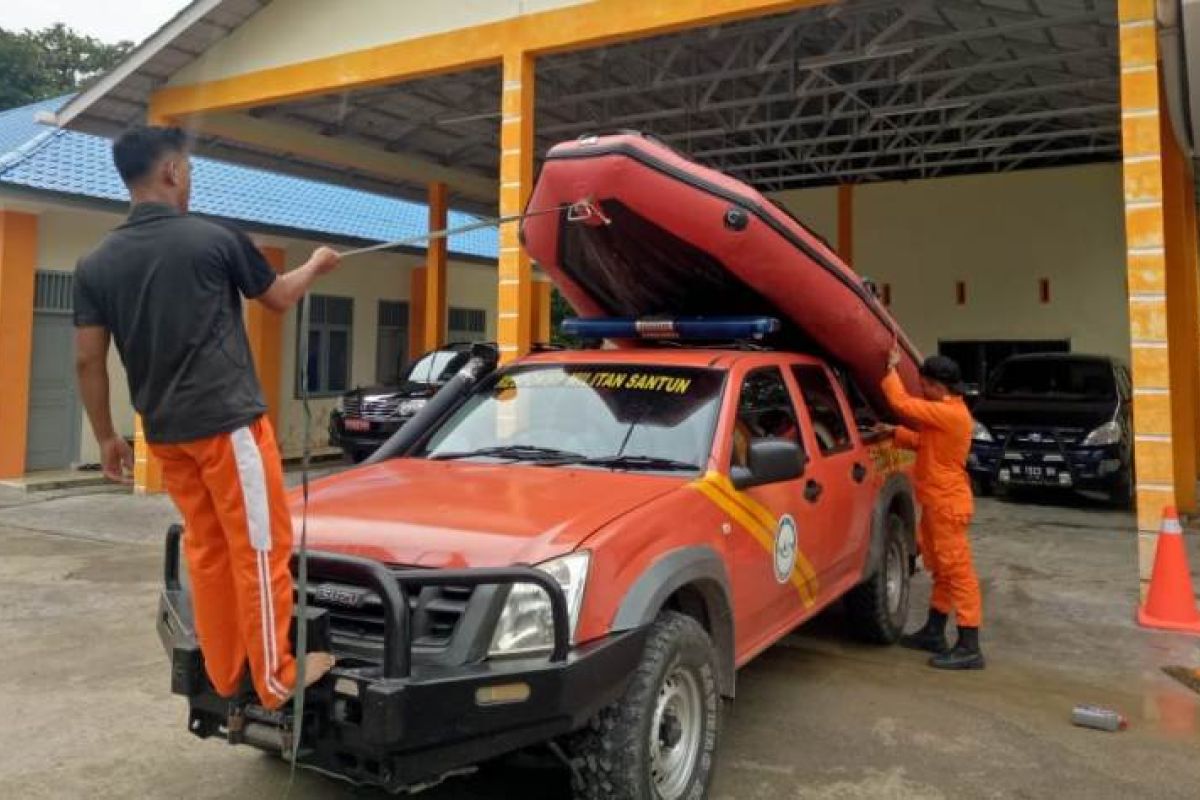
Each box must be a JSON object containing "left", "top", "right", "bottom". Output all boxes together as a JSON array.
[{"left": 189, "top": 112, "right": 497, "bottom": 201}]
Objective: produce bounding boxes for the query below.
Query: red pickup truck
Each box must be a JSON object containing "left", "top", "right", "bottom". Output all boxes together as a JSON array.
[{"left": 157, "top": 328, "right": 917, "bottom": 799}]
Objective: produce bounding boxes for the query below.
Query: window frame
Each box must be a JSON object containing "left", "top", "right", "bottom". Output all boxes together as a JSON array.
[
  {"left": 375, "top": 299, "right": 409, "bottom": 385},
  {"left": 791, "top": 364, "right": 855, "bottom": 458},
  {"left": 447, "top": 306, "right": 487, "bottom": 342},
  {"left": 728, "top": 365, "right": 807, "bottom": 473},
  {"left": 295, "top": 294, "right": 354, "bottom": 398}
]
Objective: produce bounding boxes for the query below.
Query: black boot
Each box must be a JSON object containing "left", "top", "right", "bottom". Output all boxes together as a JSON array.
[
  {"left": 930, "top": 626, "right": 985, "bottom": 670},
  {"left": 900, "top": 609, "right": 949, "bottom": 653}
]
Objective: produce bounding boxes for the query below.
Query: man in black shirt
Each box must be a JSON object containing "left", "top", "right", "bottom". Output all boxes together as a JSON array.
[{"left": 75, "top": 126, "right": 338, "bottom": 709}]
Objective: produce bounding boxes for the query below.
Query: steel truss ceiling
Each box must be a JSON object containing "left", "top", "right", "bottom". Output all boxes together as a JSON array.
[{"left": 255, "top": 0, "right": 1119, "bottom": 198}]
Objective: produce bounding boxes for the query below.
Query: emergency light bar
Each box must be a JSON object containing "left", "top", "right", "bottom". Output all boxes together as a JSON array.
[{"left": 561, "top": 316, "right": 780, "bottom": 341}]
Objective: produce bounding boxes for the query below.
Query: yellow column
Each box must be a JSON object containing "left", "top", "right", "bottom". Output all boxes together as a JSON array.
[
  {"left": 837, "top": 184, "right": 854, "bottom": 264},
  {"left": 532, "top": 279, "right": 552, "bottom": 344},
  {"left": 0, "top": 211, "right": 36, "bottom": 479},
  {"left": 246, "top": 245, "right": 285, "bottom": 430},
  {"left": 409, "top": 267, "right": 427, "bottom": 359},
  {"left": 1160, "top": 112, "right": 1200, "bottom": 514},
  {"left": 497, "top": 51, "right": 535, "bottom": 364},
  {"left": 423, "top": 182, "right": 448, "bottom": 351},
  {"left": 1117, "top": 0, "right": 1199, "bottom": 580}
]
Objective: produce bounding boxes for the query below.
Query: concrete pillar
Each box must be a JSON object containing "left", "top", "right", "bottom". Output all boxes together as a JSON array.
[
  {"left": 409, "top": 267, "right": 427, "bottom": 359},
  {"left": 1116, "top": 0, "right": 1200, "bottom": 581},
  {"left": 532, "top": 279, "right": 552, "bottom": 345},
  {"left": 497, "top": 51, "right": 535, "bottom": 364},
  {"left": 423, "top": 182, "right": 448, "bottom": 351},
  {"left": 247, "top": 245, "right": 285, "bottom": 429},
  {"left": 0, "top": 211, "right": 36, "bottom": 478},
  {"left": 837, "top": 183, "right": 854, "bottom": 264}
]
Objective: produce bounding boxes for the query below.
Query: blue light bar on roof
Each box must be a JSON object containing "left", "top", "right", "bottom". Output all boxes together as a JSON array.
[{"left": 561, "top": 316, "right": 780, "bottom": 341}]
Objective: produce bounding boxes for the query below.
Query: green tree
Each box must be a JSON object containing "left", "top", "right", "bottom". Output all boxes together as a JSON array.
[{"left": 0, "top": 24, "right": 132, "bottom": 111}]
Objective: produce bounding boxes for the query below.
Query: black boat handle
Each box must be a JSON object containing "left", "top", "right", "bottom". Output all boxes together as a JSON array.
[
  {"left": 851, "top": 462, "right": 867, "bottom": 483},
  {"left": 804, "top": 480, "right": 823, "bottom": 503}
]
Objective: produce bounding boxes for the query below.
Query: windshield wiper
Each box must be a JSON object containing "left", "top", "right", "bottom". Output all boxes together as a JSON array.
[
  {"left": 429, "top": 445, "right": 585, "bottom": 462},
  {"left": 568, "top": 454, "right": 699, "bottom": 472}
]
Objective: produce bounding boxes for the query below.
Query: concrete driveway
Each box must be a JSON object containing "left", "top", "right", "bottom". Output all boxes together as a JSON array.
[{"left": 0, "top": 487, "right": 1197, "bottom": 799}]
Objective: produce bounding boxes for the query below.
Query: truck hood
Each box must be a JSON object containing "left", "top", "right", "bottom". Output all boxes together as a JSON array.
[{"left": 288, "top": 458, "right": 684, "bottom": 567}]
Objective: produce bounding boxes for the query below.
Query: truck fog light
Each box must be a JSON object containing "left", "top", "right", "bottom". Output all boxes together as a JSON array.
[
  {"left": 998, "top": 468, "right": 1011, "bottom": 483},
  {"left": 476, "top": 682, "right": 531, "bottom": 706},
  {"left": 1098, "top": 459, "right": 1122, "bottom": 476},
  {"left": 1058, "top": 472, "right": 1073, "bottom": 486}
]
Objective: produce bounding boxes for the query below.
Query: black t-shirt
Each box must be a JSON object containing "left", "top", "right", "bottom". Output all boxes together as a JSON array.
[{"left": 74, "top": 203, "right": 278, "bottom": 444}]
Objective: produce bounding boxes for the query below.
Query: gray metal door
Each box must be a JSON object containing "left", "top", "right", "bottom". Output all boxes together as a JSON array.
[{"left": 26, "top": 272, "right": 81, "bottom": 470}]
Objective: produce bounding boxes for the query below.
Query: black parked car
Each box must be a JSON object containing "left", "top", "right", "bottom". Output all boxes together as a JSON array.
[
  {"left": 968, "top": 353, "right": 1133, "bottom": 505},
  {"left": 330, "top": 342, "right": 498, "bottom": 462}
]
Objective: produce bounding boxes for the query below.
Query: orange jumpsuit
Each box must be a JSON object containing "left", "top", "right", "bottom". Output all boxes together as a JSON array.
[
  {"left": 881, "top": 370, "right": 982, "bottom": 627},
  {"left": 151, "top": 417, "right": 297, "bottom": 709}
]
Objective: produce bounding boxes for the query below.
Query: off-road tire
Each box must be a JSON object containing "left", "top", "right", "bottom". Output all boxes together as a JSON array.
[
  {"left": 566, "top": 611, "right": 720, "bottom": 800},
  {"left": 844, "top": 512, "right": 911, "bottom": 644}
]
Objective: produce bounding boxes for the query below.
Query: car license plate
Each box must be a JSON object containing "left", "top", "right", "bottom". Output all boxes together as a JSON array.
[
  {"left": 344, "top": 418, "right": 371, "bottom": 432},
  {"left": 1025, "top": 466, "right": 1043, "bottom": 479}
]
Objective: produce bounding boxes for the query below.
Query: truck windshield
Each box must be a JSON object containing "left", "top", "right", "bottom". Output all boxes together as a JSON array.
[
  {"left": 421, "top": 364, "right": 725, "bottom": 472},
  {"left": 988, "top": 359, "right": 1115, "bottom": 401}
]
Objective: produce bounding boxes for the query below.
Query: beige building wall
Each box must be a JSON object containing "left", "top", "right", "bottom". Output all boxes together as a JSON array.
[
  {"left": 15, "top": 202, "right": 498, "bottom": 466},
  {"left": 772, "top": 163, "right": 1130, "bottom": 362},
  {"left": 276, "top": 240, "right": 498, "bottom": 456},
  {"left": 170, "top": 0, "right": 590, "bottom": 86},
  {"left": 770, "top": 185, "right": 838, "bottom": 250}
]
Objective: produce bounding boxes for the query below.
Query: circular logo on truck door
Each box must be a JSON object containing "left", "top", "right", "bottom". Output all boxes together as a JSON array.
[{"left": 774, "top": 515, "right": 798, "bottom": 584}]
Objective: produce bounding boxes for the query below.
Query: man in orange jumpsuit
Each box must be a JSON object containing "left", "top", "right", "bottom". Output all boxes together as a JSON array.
[
  {"left": 74, "top": 127, "right": 338, "bottom": 708},
  {"left": 881, "top": 349, "right": 985, "bottom": 670}
]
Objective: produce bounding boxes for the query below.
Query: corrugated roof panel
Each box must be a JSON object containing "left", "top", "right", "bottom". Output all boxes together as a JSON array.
[{"left": 0, "top": 96, "right": 498, "bottom": 260}]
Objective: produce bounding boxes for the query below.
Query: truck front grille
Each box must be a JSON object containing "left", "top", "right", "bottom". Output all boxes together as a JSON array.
[
  {"left": 299, "top": 577, "right": 476, "bottom": 667},
  {"left": 341, "top": 396, "right": 399, "bottom": 421}
]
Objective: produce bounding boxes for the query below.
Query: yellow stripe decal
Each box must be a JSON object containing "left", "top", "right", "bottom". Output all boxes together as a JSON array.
[{"left": 689, "top": 471, "right": 820, "bottom": 607}]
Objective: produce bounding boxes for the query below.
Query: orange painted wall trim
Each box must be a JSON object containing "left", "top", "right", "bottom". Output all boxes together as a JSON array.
[
  {"left": 836, "top": 184, "right": 854, "bottom": 264},
  {"left": 409, "top": 267, "right": 428, "bottom": 361},
  {"left": 424, "top": 182, "right": 448, "bottom": 352},
  {"left": 246, "top": 245, "right": 285, "bottom": 429},
  {"left": 0, "top": 211, "right": 37, "bottom": 478},
  {"left": 149, "top": 0, "right": 831, "bottom": 121}
]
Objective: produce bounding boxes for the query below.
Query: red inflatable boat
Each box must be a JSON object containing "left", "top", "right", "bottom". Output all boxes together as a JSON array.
[{"left": 520, "top": 132, "right": 922, "bottom": 415}]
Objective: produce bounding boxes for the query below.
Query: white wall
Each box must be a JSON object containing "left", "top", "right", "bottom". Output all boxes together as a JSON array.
[
  {"left": 14, "top": 201, "right": 499, "bottom": 467},
  {"left": 772, "top": 163, "right": 1131, "bottom": 362},
  {"left": 170, "top": 0, "right": 591, "bottom": 86}
]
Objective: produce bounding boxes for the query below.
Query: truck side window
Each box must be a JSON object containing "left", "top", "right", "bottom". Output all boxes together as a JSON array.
[
  {"left": 792, "top": 365, "right": 853, "bottom": 456},
  {"left": 834, "top": 368, "right": 878, "bottom": 433},
  {"left": 732, "top": 368, "right": 802, "bottom": 468}
]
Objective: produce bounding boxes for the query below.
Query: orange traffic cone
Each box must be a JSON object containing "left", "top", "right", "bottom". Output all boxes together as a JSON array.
[{"left": 1137, "top": 507, "right": 1200, "bottom": 634}]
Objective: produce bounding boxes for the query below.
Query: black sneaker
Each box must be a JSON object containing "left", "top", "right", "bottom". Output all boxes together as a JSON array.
[{"left": 929, "top": 645, "right": 986, "bottom": 670}]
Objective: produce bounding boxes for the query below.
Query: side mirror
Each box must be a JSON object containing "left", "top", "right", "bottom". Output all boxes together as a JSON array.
[{"left": 731, "top": 438, "right": 807, "bottom": 490}]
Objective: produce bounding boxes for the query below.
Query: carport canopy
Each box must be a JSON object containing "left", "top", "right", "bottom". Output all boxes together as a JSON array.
[{"left": 54, "top": 0, "right": 1121, "bottom": 212}]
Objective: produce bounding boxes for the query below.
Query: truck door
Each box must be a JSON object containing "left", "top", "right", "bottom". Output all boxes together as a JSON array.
[
  {"left": 789, "top": 364, "right": 875, "bottom": 588},
  {"left": 721, "top": 366, "right": 823, "bottom": 656}
]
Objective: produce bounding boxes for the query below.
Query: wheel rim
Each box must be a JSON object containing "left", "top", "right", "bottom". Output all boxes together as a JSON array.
[
  {"left": 885, "top": 536, "right": 905, "bottom": 616},
  {"left": 649, "top": 665, "right": 704, "bottom": 800}
]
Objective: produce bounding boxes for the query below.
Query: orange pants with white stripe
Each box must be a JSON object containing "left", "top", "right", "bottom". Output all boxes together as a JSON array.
[
  {"left": 918, "top": 506, "right": 983, "bottom": 628},
  {"left": 151, "top": 417, "right": 296, "bottom": 710}
]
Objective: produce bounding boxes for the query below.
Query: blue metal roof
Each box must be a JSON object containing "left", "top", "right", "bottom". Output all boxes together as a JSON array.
[{"left": 0, "top": 97, "right": 498, "bottom": 260}]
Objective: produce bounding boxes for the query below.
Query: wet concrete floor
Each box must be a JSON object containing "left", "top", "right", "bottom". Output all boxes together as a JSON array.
[{"left": 0, "top": 492, "right": 1197, "bottom": 798}]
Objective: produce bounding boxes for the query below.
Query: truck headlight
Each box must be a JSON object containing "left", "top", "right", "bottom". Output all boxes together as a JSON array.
[
  {"left": 396, "top": 398, "right": 428, "bottom": 417},
  {"left": 972, "top": 421, "right": 993, "bottom": 443},
  {"left": 489, "top": 552, "right": 589, "bottom": 658},
  {"left": 1081, "top": 420, "right": 1122, "bottom": 447}
]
